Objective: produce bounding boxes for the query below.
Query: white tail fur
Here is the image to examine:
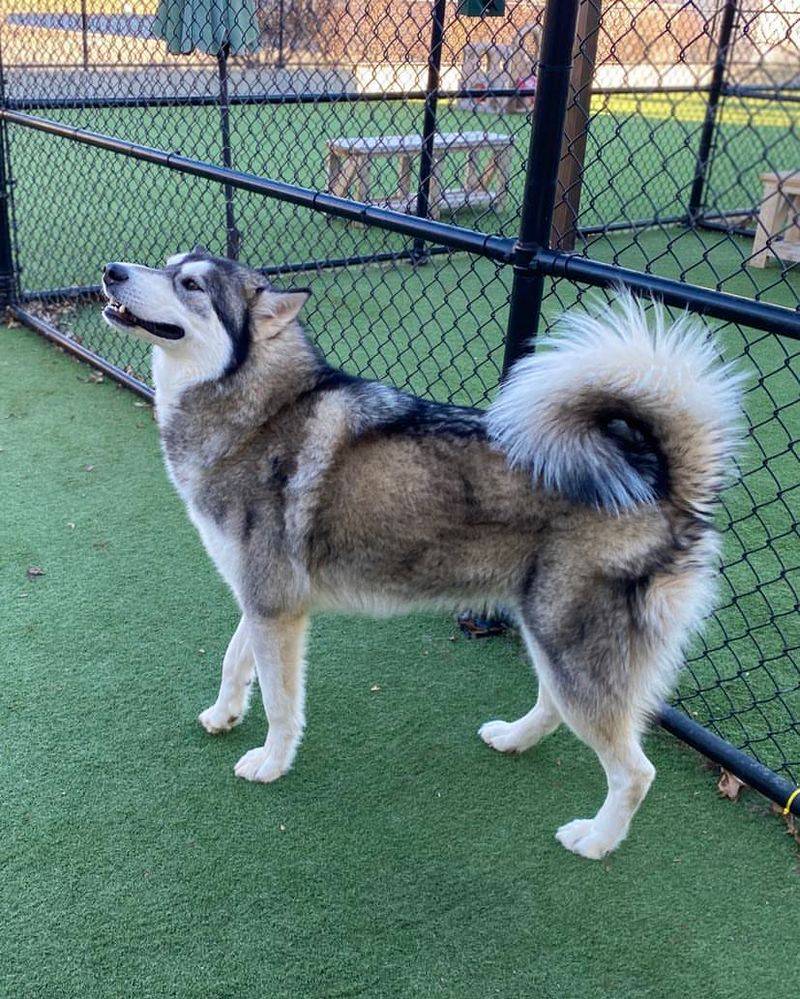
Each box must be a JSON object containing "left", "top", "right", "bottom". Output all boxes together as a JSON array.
[{"left": 487, "top": 292, "right": 745, "bottom": 514}]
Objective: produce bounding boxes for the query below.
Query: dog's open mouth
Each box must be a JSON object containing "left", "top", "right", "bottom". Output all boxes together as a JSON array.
[{"left": 103, "top": 298, "right": 184, "bottom": 340}]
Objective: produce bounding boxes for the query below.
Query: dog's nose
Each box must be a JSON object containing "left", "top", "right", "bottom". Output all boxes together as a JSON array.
[{"left": 103, "top": 263, "right": 129, "bottom": 284}]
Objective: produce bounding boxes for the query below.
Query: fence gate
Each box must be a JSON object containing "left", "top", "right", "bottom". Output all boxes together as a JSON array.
[{"left": 1, "top": 0, "right": 798, "bottom": 819}]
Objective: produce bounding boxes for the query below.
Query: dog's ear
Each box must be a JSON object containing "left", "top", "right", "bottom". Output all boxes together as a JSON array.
[
  {"left": 250, "top": 286, "right": 311, "bottom": 338},
  {"left": 166, "top": 244, "right": 209, "bottom": 266},
  {"left": 165, "top": 249, "right": 191, "bottom": 266}
]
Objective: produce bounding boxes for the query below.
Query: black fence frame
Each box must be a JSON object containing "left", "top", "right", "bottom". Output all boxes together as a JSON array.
[{"left": 1, "top": 0, "right": 798, "bottom": 819}]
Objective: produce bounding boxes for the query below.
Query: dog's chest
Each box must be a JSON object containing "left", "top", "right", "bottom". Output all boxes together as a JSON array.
[
  {"left": 162, "top": 447, "right": 244, "bottom": 600},
  {"left": 187, "top": 503, "right": 242, "bottom": 598}
]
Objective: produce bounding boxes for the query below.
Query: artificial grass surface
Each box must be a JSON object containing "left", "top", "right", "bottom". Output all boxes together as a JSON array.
[{"left": 2, "top": 322, "right": 799, "bottom": 999}]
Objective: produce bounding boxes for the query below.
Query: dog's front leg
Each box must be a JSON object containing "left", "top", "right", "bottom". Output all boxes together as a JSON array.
[
  {"left": 234, "top": 612, "right": 309, "bottom": 784},
  {"left": 198, "top": 615, "right": 255, "bottom": 734}
]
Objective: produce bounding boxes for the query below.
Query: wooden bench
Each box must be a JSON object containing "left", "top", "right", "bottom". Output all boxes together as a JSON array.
[
  {"left": 326, "top": 131, "right": 514, "bottom": 216},
  {"left": 750, "top": 170, "right": 800, "bottom": 267}
]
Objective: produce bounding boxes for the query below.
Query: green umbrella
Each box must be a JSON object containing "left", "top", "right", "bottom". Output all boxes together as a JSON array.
[{"left": 154, "top": 1, "right": 261, "bottom": 258}]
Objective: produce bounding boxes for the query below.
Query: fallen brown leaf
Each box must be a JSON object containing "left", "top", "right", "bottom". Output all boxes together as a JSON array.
[
  {"left": 718, "top": 768, "right": 747, "bottom": 801},
  {"left": 770, "top": 802, "right": 800, "bottom": 846},
  {"left": 457, "top": 612, "right": 508, "bottom": 639}
]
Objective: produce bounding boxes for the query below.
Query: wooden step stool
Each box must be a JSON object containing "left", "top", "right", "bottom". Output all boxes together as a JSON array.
[
  {"left": 750, "top": 170, "right": 800, "bottom": 267},
  {"left": 326, "top": 131, "right": 514, "bottom": 217}
]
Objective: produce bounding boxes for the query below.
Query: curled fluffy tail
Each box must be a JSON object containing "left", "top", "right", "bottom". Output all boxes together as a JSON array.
[{"left": 487, "top": 293, "right": 745, "bottom": 515}]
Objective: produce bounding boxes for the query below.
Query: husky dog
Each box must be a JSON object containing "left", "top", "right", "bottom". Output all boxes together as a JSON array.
[{"left": 101, "top": 248, "right": 742, "bottom": 859}]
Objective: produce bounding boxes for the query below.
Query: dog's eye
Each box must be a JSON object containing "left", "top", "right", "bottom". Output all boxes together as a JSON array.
[{"left": 182, "top": 278, "right": 202, "bottom": 292}]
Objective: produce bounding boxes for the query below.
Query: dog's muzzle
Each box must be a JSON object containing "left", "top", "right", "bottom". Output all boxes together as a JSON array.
[{"left": 102, "top": 263, "right": 185, "bottom": 341}]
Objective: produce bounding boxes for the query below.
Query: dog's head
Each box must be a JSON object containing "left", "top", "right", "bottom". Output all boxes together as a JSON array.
[{"left": 101, "top": 247, "right": 310, "bottom": 382}]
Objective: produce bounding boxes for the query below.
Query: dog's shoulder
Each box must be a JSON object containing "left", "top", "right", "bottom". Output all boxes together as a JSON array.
[{"left": 304, "top": 364, "right": 487, "bottom": 443}]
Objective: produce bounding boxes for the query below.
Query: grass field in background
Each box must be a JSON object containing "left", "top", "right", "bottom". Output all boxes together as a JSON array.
[
  {"left": 2, "top": 323, "right": 799, "bottom": 999},
  {"left": 9, "top": 90, "right": 800, "bottom": 290}
]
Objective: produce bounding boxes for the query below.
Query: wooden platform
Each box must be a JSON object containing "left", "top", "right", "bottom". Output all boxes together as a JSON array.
[
  {"left": 326, "top": 131, "right": 514, "bottom": 217},
  {"left": 750, "top": 170, "right": 800, "bottom": 267}
]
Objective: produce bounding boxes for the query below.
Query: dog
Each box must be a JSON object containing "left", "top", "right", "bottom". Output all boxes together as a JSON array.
[{"left": 101, "top": 248, "right": 742, "bottom": 859}]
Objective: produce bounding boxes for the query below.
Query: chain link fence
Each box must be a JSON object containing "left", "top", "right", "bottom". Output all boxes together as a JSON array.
[
  {"left": 1, "top": 0, "right": 798, "bottom": 809},
  {"left": 541, "top": 0, "right": 800, "bottom": 791}
]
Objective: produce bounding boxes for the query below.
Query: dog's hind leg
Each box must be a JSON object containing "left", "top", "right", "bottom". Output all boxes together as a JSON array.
[
  {"left": 198, "top": 615, "right": 255, "bottom": 734},
  {"left": 537, "top": 646, "right": 655, "bottom": 861},
  {"left": 479, "top": 631, "right": 561, "bottom": 753},
  {"left": 553, "top": 719, "right": 655, "bottom": 861},
  {"left": 515, "top": 570, "right": 661, "bottom": 859},
  {"left": 234, "top": 612, "right": 309, "bottom": 784}
]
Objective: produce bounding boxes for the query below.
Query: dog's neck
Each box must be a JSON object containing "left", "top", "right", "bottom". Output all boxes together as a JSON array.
[{"left": 153, "top": 321, "right": 324, "bottom": 470}]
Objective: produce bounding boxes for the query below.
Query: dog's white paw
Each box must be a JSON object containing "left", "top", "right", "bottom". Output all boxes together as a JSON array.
[
  {"left": 198, "top": 704, "right": 243, "bottom": 735},
  {"left": 479, "top": 719, "right": 526, "bottom": 754},
  {"left": 555, "top": 818, "right": 616, "bottom": 860},
  {"left": 234, "top": 746, "right": 290, "bottom": 784}
]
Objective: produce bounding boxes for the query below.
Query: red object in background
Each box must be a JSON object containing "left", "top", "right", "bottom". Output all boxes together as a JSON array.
[{"left": 517, "top": 74, "right": 537, "bottom": 107}]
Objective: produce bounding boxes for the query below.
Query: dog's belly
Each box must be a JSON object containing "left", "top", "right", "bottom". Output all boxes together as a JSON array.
[
  {"left": 309, "top": 519, "right": 536, "bottom": 617},
  {"left": 310, "top": 573, "right": 506, "bottom": 617}
]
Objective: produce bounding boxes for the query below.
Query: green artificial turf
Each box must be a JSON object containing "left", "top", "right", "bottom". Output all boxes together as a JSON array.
[{"left": 1, "top": 321, "right": 799, "bottom": 999}]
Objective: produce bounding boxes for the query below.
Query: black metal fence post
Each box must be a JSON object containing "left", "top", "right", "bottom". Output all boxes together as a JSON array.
[
  {"left": 687, "top": 0, "right": 738, "bottom": 223},
  {"left": 80, "top": 0, "right": 90, "bottom": 71},
  {"left": 501, "top": 0, "right": 581, "bottom": 375},
  {"left": 411, "top": 0, "right": 446, "bottom": 262},
  {"left": 277, "top": 0, "right": 286, "bottom": 69},
  {"left": 217, "top": 44, "right": 241, "bottom": 260},
  {"left": 0, "top": 41, "right": 16, "bottom": 310},
  {"left": 0, "top": 141, "right": 14, "bottom": 308}
]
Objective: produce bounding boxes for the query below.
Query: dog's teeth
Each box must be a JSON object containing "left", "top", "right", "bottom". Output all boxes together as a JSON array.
[{"left": 119, "top": 305, "right": 127, "bottom": 314}]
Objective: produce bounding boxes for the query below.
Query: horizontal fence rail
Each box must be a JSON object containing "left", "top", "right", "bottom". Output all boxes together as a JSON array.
[
  {"left": 0, "top": 109, "right": 516, "bottom": 263},
  {"left": 4, "top": 109, "right": 800, "bottom": 340},
  {"left": 3, "top": 84, "right": 707, "bottom": 112}
]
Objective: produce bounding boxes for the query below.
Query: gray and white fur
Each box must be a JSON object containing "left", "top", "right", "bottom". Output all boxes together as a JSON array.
[{"left": 101, "top": 249, "right": 743, "bottom": 860}]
